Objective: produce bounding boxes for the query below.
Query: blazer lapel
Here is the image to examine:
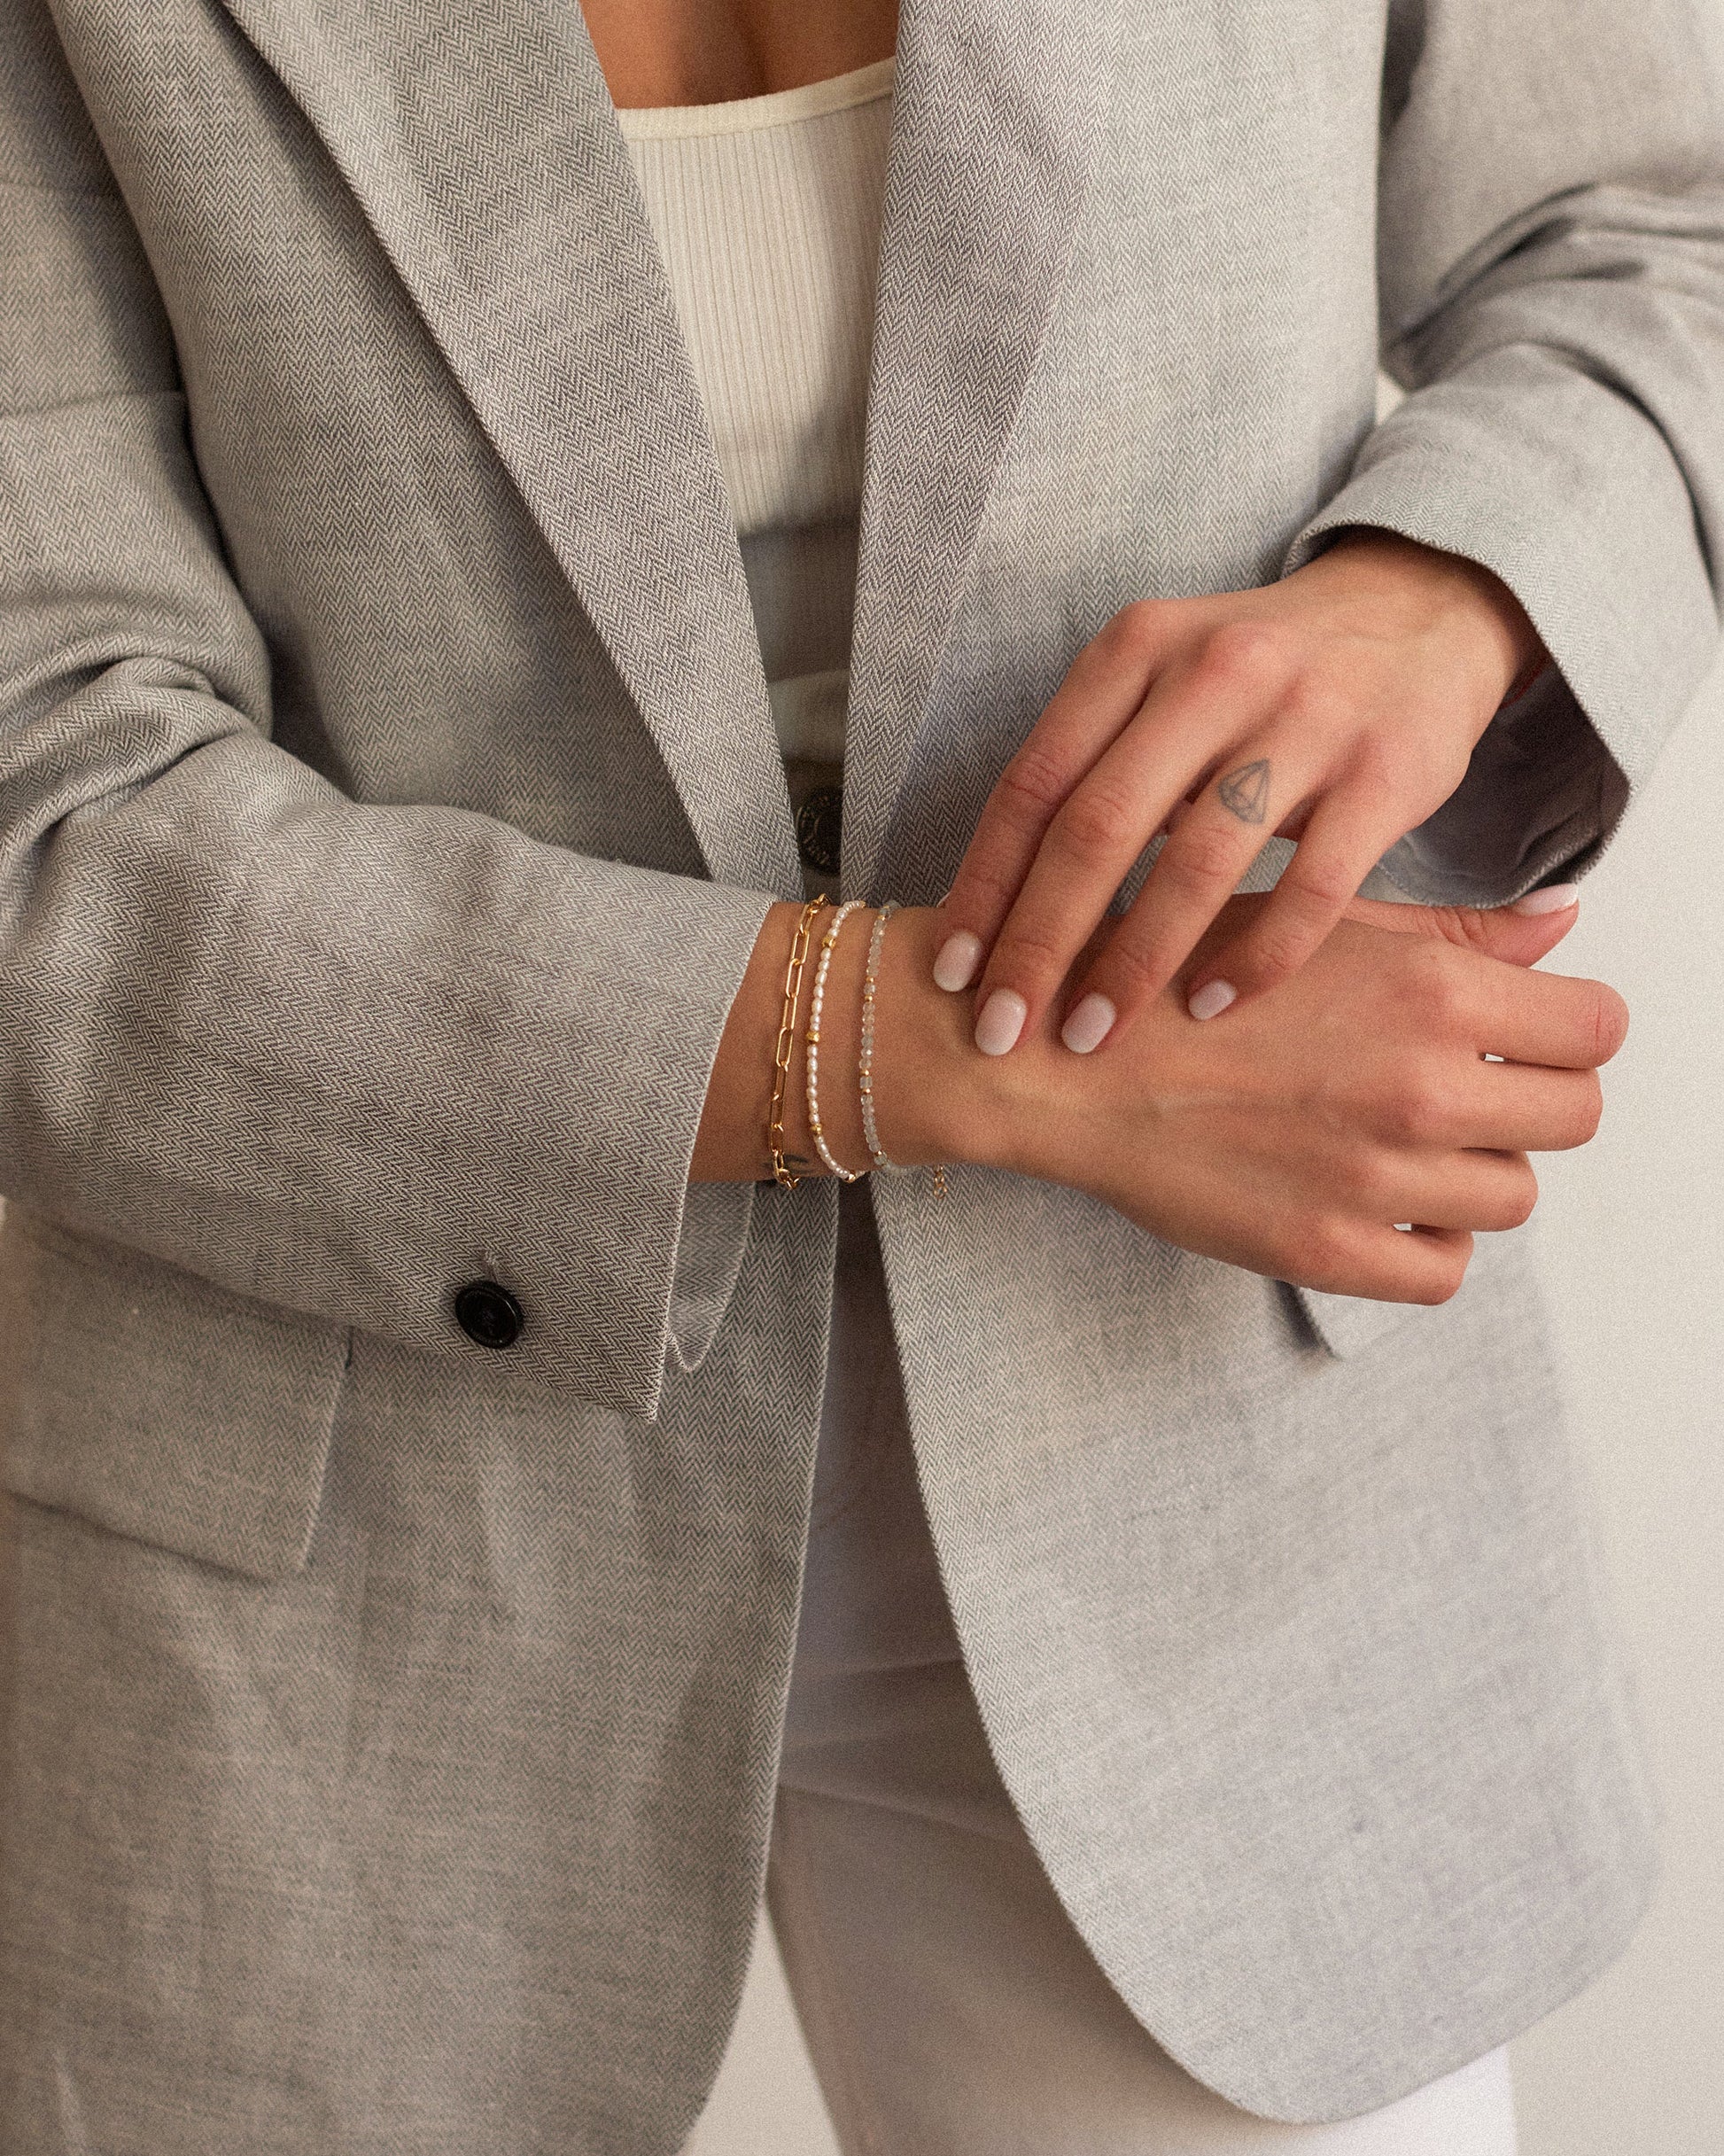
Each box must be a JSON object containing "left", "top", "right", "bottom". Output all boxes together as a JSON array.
[
  {"left": 216, "top": 0, "right": 800, "bottom": 895},
  {"left": 845, "top": 0, "right": 1115, "bottom": 900}
]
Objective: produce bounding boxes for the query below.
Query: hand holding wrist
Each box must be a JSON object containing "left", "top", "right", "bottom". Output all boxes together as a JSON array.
[
  {"left": 916, "top": 890, "right": 1622, "bottom": 1305},
  {"left": 698, "top": 886, "right": 1624, "bottom": 1312},
  {"left": 930, "top": 527, "right": 1555, "bottom": 1058}
]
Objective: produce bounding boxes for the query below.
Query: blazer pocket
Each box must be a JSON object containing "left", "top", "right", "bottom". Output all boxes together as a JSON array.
[
  {"left": 0, "top": 1208, "right": 350, "bottom": 1581},
  {"left": 1288, "top": 1280, "right": 1430, "bottom": 1360},
  {"left": 1289, "top": 1224, "right": 1532, "bottom": 1359}
]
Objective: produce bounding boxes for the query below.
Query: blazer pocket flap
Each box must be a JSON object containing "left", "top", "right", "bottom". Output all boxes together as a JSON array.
[{"left": 0, "top": 1210, "right": 349, "bottom": 1580}]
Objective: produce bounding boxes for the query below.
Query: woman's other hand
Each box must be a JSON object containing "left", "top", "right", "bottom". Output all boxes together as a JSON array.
[
  {"left": 876, "top": 889, "right": 1622, "bottom": 1306},
  {"left": 931, "top": 531, "right": 1548, "bottom": 1055}
]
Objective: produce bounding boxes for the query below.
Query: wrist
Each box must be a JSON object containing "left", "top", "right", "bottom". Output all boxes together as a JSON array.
[
  {"left": 741, "top": 898, "right": 893, "bottom": 1184},
  {"left": 867, "top": 905, "right": 1036, "bottom": 1175},
  {"left": 699, "top": 899, "right": 1045, "bottom": 1189},
  {"left": 1313, "top": 526, "right": 1545, "bottom": 708}
]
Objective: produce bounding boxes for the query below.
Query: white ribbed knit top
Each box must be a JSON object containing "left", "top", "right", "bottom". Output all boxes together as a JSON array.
[{"left": 618, "top": 59, "right": 895, "bottom": 883}]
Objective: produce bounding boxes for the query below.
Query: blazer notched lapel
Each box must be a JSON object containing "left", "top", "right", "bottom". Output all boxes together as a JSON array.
[
  {"left": 215, "top": 0, "right": 802, "bottom": 897},
  {"left": 845, "top": 0, "right": 1115, "bottom": 900},
  {"left": 214, "top": 0, "right": 1112, "bottom": 903}
]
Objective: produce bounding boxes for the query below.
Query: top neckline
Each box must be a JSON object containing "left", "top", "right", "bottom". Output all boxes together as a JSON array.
[{"left": 614, "top": 56, "right": 896, "bottom": 143}]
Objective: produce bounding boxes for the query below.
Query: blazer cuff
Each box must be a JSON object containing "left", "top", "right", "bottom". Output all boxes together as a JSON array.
[
  {"left": 667, "top": 1179, "right": 757, "bottom": 1376},
  {"left": 1282, "top": 354, "right": 1717, "bottom": 905}
]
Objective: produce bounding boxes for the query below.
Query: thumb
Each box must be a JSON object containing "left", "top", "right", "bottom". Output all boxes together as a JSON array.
[{"left": 1343, "top": 883, "right": 1580, "bottom": 970}]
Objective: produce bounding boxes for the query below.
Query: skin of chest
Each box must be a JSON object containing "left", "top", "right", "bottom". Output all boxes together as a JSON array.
[{"left": 577, "top": 0, "right": 901, "bottom": 107}]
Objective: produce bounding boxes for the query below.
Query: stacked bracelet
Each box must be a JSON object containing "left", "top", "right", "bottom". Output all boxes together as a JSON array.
[
  {"left": 805, "top": 899, "right": 866, "bottom": 1183},
  {"left": 768, "top": 893, "right": 827, "bottom": 1189},
  {"left": 769, "top": 895, "right": 946, "bottom": 1198},
  {"left": 858, "top": 905, "right": 948, "bottom": 1198},
  {"left": 858, "top": 901, "right": 898, "bottom": 1172}
]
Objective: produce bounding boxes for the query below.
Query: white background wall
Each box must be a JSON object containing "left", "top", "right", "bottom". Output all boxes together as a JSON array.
[{"left": 688, "top": 651, "right": 1724, "bottom": 2154}]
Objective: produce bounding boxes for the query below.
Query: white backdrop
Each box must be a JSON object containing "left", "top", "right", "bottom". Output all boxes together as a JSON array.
[{"left": 688, "top": 653, "right": 1724, "bottom": 2155}]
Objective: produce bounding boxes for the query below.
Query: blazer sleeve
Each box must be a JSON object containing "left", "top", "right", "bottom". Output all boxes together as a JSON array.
[
  {"left": 1285, "top": 0, "right": 1724, "bottom": 907},
  {"left": 0, "top": 11, "right": 772, "bottom": 1422}
]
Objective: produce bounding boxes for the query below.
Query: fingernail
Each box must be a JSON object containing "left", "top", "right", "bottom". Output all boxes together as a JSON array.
[
  {"left": 1060, "top": 992, "right": 1116, "bottom": 1055},
  {"left": 975, "top": 988, "right": 1027, "bottom": 1055},
  {"left": 1510, "top": 883, "right": 1580, "bottom": 916},
  {"left": 1187, "top": 979, "right": 1238, "bottom": 1022},
  {"left": 933, "top": 930, "right": 983, "bottom": 992}
]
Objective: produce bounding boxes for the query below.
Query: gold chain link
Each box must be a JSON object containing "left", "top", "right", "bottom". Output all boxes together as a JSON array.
[{"left": 768, "top": 895, "right": 827, "bottom": 1188}]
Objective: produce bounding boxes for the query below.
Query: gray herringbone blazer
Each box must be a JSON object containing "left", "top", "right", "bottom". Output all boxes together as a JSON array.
[{"left": 3, "top": 0, "right": 1722, "bottom": 2147}]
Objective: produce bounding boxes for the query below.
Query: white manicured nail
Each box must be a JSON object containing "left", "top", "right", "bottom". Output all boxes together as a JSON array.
[
  {"left": 1510, "top": 883, "right": 1580, "bottom": 916},
  {"left": 933, "top": 930, "right": 983, "bottom": 991},
  {"left": 975, "top": 989, "right": 1027, "bottom": 1055},
  {"left": 1187, "top": 978, "right": 1238, "bottom": 1022},
  {"left": 1060, "top": 992, "right": 1116, "bottom": 1055}
]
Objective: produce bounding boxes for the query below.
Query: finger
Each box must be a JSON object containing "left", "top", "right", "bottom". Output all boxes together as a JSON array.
[
  {"left": 1342, "top": 1146, "right": 1540, "bottom": 1234},
  {"left": 932, "top": 608, "right": 1174, "bottom": 993},
  {"left": 1456, "top": 1063, "right": 1605, "bottom": 1153},
  {"left": 1345, "top": 887, "right": 1582, "bottom": 969},
  {"left": 948, "top": 616, "right": 1299, "bottom": 1040},
  {"left": 1362, "top": 1052, "right": 1604, "bottom": 1155},
  {"left": 1353, "top": 1030, "right": 1611, "bottom": 1164},
  {"left": 1294, "top": 1221, "right": 1473, "bottom": 1304},
  {"left": 1054, "top": 743, "right": 1312, "bottom": 1047},
  {"left": 1179, "top": 788, "right": 1410, "bottom": 1017},
  {"left": 1467, "top": 962, "right": 1629, "bottom": 1071},
  {"left": 1331, "top": 915, "right": 1626, "bottom": 1072},
  {"left": 967, "top": 725, "right": 1227, "bottom": 1049},
  {"left": 967, "top": 677, "right": 1280, "bottom": 1050}
]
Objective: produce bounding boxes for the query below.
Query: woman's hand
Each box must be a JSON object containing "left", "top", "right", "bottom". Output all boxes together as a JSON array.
[
  {"left": 693, "top": 885, "right": 1620, "bottom": 1311},
  {"left": 872, "top": 890, "right": 1621, "bottom": 1304},
  {"left": 930, "top": 531, "right": 1549, "bottom": 1055}
]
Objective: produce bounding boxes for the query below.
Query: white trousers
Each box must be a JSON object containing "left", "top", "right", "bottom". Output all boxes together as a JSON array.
[{"left": 766, "top": 1188, "right": 1518, "bottom": 2156}]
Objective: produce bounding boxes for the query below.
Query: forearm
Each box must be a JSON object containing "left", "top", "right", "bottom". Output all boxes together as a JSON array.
[{"left": 0, "top": 668, "right": 769, "bottom": 1413}]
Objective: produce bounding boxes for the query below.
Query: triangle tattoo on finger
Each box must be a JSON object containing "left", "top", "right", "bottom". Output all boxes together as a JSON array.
[{"left": 1218, "top": 759, "right": 1270, "bottom": 825}]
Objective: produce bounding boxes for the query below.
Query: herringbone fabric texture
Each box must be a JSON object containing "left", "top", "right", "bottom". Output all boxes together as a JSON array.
[{"left": 2, "top": 0, "right": 1721, "bottom": 2148}]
